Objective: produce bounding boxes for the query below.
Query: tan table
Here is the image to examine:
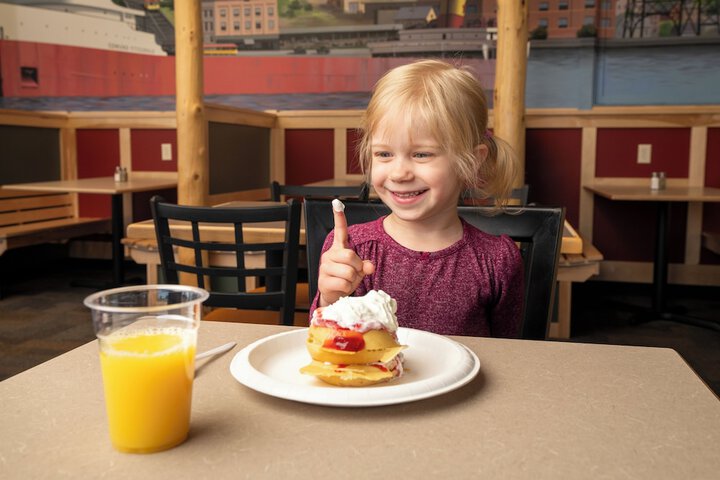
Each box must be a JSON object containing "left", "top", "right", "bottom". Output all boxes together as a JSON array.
[
  {"left": 4, "top": 177, "right": 177, "bottom": 285},
  {"left": 2, "top": 322, "right": 719, "bottom": 478},
  {"left": 126, "top": 200, "right": 305, "bottom": 246},
  {"left": 584, "top": 184, "right": 720, "bottom": 329}
]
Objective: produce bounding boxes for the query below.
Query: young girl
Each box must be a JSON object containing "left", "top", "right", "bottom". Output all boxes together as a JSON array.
[{"left": 313, "top": 59, "right": 523, "bottom": 338}]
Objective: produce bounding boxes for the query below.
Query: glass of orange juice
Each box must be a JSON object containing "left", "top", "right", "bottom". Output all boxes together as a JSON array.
[{"left": 84, "top": 285, "right": 209, "bottom": 454}]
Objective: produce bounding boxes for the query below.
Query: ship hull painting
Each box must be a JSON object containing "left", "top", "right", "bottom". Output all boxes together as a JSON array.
[
  {"left": 0, "top": 38, "right": 494, "bottom": 97},
  {"left": 0, "top": 2, "right": 165, "bottom": 56}
]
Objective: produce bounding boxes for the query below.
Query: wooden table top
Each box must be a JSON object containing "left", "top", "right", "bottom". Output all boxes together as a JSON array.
[
  {"left": 2, "top": 176, "right": 177, "bottom": 195},
  {"left": 2, "top": 322, "right": 718, "bottom": 478},
  {"left": 584, "top": 184, "right": 720, "bottom": 202},
  {"left": 126, "top": 200, "right": 307, "bottom": 245},
  {"left": 126, "top": 199, "right": 581, "bottom": 254}
]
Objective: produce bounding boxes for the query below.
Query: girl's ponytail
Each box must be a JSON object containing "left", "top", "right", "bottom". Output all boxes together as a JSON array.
[{"left": 469, "top": 131, "right": 519, "bottom": 210}]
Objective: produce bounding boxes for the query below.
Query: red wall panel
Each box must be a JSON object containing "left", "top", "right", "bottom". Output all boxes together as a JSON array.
[
  {"left": 701, "top": 127, "right": 720, "bottom": 263},
  {"left": 284, "top": 130, "right": 334, "bottom": 185},
  {"left": 525, "top": 129, "right": 582, "bottom": 226},
  {"left": 706, "top": 127, "right": 720, "bottom": 189},
  {"left": 128, "top": 130, "right": 177, "bottom": 221},
  {"left": 76, "top": 129, "right": 119, "bottom": 217},
  {"left": 596, "top": 128, "right": 691, "bottom": 178},
  {"left": 130, "top": 129, "right": 177, "bottom": 172},
  {"left": 346, "top": 129, "right": 363, "bottom": 175}
]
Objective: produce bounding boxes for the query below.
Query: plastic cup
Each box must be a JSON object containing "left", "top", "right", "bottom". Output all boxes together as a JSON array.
[{"left": 84, "top": 285, "right": 209, "bottom": 454}]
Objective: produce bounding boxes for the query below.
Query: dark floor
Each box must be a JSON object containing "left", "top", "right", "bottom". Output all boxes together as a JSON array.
[{"left": 1, "top": 245, "right": 719, "bottom": 396}]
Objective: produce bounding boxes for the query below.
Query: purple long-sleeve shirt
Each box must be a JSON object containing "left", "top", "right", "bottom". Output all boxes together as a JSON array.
[{"left": 310, "top": 216, "right": 524, "bottom": 337}]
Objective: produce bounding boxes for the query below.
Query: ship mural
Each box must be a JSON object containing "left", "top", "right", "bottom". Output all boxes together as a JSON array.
[
  {"left": 0, "top": 0, "right": 167, "bottom": 55},
  {"left": 0, "top": 0, "right": 718, "bottom": 105}
]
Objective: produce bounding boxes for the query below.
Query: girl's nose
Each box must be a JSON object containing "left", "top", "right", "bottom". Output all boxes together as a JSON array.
[{"left": 388, "top": 158, "right": 413, "bottom": 182}]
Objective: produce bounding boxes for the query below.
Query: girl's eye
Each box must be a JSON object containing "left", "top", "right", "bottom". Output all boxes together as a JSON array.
[
  {"left": 414, "top": 152, "right": 434, "bottom": 159},
  {"left": 373, "top": 151, "right": 393, "bottom": 159}
]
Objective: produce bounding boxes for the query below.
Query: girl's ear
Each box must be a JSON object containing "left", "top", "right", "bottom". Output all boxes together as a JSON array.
[{"left": 474, "top": 144, "right": 489, "bottom": 164}]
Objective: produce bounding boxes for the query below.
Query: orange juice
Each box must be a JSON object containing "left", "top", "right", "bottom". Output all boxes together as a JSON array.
[{"left": 99, "top": 327, "right": 196, "bottom": 453}]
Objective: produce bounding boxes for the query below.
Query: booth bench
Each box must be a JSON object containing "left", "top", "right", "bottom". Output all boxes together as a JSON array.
[{"left": 0, "top": 189, "right": 109, "bottom": 294}]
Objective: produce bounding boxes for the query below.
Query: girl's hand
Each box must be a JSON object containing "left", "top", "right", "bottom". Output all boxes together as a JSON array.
[{"left": 317, "top": 202, "right": 375, "bottom": 307}]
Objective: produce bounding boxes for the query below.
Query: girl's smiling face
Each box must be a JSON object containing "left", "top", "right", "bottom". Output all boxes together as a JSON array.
[{"left": 370, "top": 117, "right": 463, "bottom": 229}]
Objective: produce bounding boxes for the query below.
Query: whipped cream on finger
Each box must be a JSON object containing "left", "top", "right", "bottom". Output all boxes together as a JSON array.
[
  {"left": 312, "top": 290, "right": 398, "bottom": 333},
  {"left": 332, "top": 198, "right": 345, "bottom": 212}
]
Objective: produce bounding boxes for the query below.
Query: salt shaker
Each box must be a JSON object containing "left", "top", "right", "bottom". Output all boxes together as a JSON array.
[
  {"left": 650, "top": 172, "right": 660, "bottom": 190},
  {"left": 113, "top": 166, "right": 122, "bottom": 182}
]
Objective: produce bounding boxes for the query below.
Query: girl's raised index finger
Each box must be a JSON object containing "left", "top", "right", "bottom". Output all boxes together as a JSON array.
[{"left": 331, "top": 199, "right": 348, "bottom": 247}]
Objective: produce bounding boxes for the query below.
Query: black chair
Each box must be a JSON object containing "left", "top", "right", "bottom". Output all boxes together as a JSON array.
[
  {"left": 151, "top": 196, "right": 302, "bottom": 327},
  {"left": 270, "top": 180, "right": 370, "bottom": 307},
  {"left": 460, "top": 184, "right": 530, "bottom": 206},
  {"left": 304, "top": 199, "right": 565, "bottom": 340},
  {"left": 270, "top": 181, "right": 370, "bottom": 202}
]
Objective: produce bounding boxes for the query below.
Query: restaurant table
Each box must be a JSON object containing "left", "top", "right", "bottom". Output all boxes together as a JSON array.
[
  {"left": 125, "top": 200, "right": 577, "bottom": 253},
  {"left": 584, "top": 184, "right": 720, "bottom": 330},
  {"left": 5, "top": 177, "right": 177, "bottom": 286},
  {"left": 126, "top": 200, "right": 306, "bottom": 245},
  {"left": 2, "top": 322, "right": 719, "bottom": 478}
]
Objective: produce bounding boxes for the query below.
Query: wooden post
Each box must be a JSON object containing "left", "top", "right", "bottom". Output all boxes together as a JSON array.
[
  {"left": 494, "top": 0, "right": 528, "bottom": 187},
  {"left": 175, "top": 0, "right": 208, "bottom": 206}
]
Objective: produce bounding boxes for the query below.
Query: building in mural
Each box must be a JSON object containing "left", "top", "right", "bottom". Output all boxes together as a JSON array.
[{"left": 201, "top": 0, "right": 280, "bottom": 48}]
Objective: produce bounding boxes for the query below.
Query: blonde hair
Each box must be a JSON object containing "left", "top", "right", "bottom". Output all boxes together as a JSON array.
[{"left": 358, "top": 59, "right": 518, "bottom": 206}]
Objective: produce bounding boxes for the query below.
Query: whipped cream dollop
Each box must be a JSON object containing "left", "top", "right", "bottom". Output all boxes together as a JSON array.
[{"left": 313, "top": 290, "right": 398, "bottom": 333}]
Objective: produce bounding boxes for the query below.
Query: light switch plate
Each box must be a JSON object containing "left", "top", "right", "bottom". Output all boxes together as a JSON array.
[
  {"left": 637, "top": 144, "right": 652, "bottom": 164},
  {"left": 161, "top": 143, "right": 172, "bottom": 161}
]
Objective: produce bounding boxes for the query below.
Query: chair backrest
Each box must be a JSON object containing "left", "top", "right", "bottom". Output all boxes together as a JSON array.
[
  {"left": 304, "top": 199, "right": 565, "bottom": 340},
  {"left": 270, "top": 181, "right": 370, "bottom": 202},
  {"left": 461, "top": 184, "right": 530, "bottom": 206},
  {"left": 151, "top": 196, "right": 301, "bottom": 326}
]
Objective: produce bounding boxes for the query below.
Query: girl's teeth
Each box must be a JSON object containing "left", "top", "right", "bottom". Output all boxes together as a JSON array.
[{"left": 396, "top": 191, "right": 421, "bottom": 198}]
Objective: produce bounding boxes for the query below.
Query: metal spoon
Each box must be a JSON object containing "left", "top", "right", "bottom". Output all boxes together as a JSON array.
[{"left": 195, "top": 341, "right": 237, "bottom": 361}]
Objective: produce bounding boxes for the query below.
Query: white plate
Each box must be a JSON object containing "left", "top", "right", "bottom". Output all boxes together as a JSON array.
[{"left": 229, "top": 327, "right": 480, "bottom": 407}]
